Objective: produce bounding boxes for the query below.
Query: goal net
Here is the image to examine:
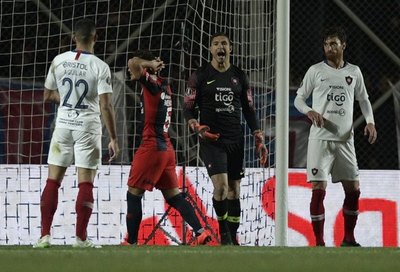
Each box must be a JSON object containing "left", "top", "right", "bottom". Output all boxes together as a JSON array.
[{"left": 0, "top": 0, "right": 276, "bottom": 245}]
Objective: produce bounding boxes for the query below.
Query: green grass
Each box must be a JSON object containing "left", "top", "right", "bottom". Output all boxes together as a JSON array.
[{"left": 1, "top": 246, "right": 399, "bottom": 272}]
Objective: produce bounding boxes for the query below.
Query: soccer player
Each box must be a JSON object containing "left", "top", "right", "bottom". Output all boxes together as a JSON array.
[
  {"left": 294, "top": 26, "right": 377, "bottom": 247},
  {"left": 33, "top": 18, "right": 120, "bottom": 248},
  {"left": 122, "top": 51, "right": 211, "bottom": 246},
  {"left": 183, "top": 32, "right": 268, "bottom": 245}
]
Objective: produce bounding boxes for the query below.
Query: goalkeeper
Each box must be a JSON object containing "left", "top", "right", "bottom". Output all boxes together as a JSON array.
[{"left": 183, "top": 32, "right": 268, "bottom": 245}]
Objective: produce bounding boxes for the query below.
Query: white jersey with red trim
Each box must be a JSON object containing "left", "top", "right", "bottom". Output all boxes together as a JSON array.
[
  {"left": 44, "top": 50, "right": 112, "bottom": 134},
  {"left": 296, "top": 61, "right": 369, "bottom": 141}
]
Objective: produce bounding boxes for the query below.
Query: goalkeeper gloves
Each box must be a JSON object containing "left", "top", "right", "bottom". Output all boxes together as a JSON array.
[
  {"left": 254, "top": 130, "right": 268, "bottom": 166},
  {"left": 188, "top": 120, "right": 220, "bottom": 141}
]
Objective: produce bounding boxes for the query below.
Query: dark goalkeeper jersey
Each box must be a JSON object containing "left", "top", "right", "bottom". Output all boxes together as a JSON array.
[
  {"left": 138, "top": 70, "right": 173, "bottom": 151},
  {"left": 184, "top": 63, "right": 260, "bottom": 143}
]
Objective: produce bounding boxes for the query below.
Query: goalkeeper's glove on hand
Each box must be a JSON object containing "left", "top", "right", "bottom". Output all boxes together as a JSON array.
[
  {"left": 188, "top": 120, "right": 220, "bottom": 141},
  {"left": 254, "top": 130, "right": 268, "bottom": 166}
]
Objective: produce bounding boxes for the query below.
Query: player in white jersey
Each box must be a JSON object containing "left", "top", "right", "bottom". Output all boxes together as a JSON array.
[
  {"left": 294, "top": 26, "right": 377, "bottom": 247},
  {"left": 33, "top": 18, "right": 119, "bottom": 249}
]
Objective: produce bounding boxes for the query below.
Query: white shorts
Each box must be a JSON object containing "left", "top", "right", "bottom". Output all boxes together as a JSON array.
[
  {"left": 306, "top": 139, "right": 359, "bottom": 183},
  {"left": 47, "top": 128, "right": 101, "bottom": 170}
]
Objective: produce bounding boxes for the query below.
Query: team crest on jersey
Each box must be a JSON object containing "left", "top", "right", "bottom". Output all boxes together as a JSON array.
[
  {"left": 231, "top": 77, "right": 239, "bottom": 85},
  {"left": 312, "top": 168, "right": 318, "bottom": 176},
  {"left": 345, "top": 76, "right": 353, "bottom": 85}
]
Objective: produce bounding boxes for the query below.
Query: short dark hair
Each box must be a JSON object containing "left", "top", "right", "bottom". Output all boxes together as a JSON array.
[
  {"left": 210, "top": 32, "right": 232, "bottom": 46},
  {"left": 74, "top": 18, "right": 96, "bottom": 44},
  {"left": 131, "top": 50, "right": 156, "bottom": 61},
  {"left": 322, "top": 26, "right": 347, "bottom": 44}
]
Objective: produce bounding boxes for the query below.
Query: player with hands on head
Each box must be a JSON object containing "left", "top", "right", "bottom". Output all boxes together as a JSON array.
[
  {"left": 122, "top": 50, "right": 211, "bottom": 246},
  {"left": 184, "top": 32, "right": 268, "bottom": 245},
  {"left": 294, "top": 26, "right": 377, "bottom": 247},
  {"left": 33, "top": 18, "right": 119, "bottom": 249}
]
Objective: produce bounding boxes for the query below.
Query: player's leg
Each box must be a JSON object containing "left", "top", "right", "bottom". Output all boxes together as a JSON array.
[
  {"left": 307, "top": 139, "right": 333, "bottom": 246},
  {"left": 124, "top": 186, "right": 145, "bottom": 245},
  {"left": 123, "top": 148, "right": 164, "bottom": 245},
  {"left": 34, "top": 164, "right": 67, "bottom": 248},
  {"left": 34, "top": 128, "right": 72, "bottom": 248},
  {"left": 72, "top": 130, "right": 101, "bottom": 248},
  {"left": 162, "top": 188, "right": 211, "bottom": 244},
  {"left": 332, "top": 141, "right": 361, "bottom": 247},
  {"left": 310, "top": 181, "right": 327, "bottom": 246},
  {"left": 226, "top": 142, "right": 245, "bottom": 245},
  {"left": 210, "top": 173, "right": 231, "bottom": 245},
  {"left": 227, "top": 179, "right": 241, "bottom": 245},
  {"left": 75, "top": 167, "right": 96, "bottom": 243},
  {"left": 158, "top": 150, "right": 211, "bottom": 245},
  {"left": 340, "top": 180, "right": 360, "bottom": 246},
  {"left": 200, "top": 142, "right": 231, "bottom": 245}
]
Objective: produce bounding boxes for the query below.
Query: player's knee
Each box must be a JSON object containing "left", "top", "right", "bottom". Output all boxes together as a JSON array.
[
  {"left": 213, "top": 187, "right": 228, "bottom": 200},
  {"left": 312, "top": 181, "right": 327, "bottom": 190}
]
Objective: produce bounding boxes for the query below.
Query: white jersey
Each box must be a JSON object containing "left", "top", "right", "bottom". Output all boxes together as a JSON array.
[
  {"left": 44, "top": 50, "right": 113, "bottom": 134},
  {"left": 296, "top": 61, "right": 370, "bottom": 141}
]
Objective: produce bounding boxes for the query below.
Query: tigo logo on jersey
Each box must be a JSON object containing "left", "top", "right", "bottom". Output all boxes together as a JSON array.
[{"left": 327, "top": 92, "right": 346, "bottom": 106}]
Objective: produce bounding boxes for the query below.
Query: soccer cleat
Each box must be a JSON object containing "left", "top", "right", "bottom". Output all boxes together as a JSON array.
[
  {"left": 33, "top": 235, "right": 51, "bottom": 248},
  {"left": 220, "top": 232, "right": 233, "bottom": 245},
  {"left": 341, "top": 240, "right": 361, "bottom": 247},
  {"left": 120, "top": 240, "right": 137, "bottom": 246},
  {"left": 194, "top": 230, "right": 212, "bottom": 245},
  {"left": 232, "top": 237, "right": 240, "bottom": 246},
  {"left": 72, "top": 237, "right": 102, "bottom": 248},
  {"left": 120, "top": 232, "right": 137, "bottom": 246}
]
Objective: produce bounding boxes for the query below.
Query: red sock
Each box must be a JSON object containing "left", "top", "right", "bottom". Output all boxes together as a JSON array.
[
  {"left": 310, "top": 189, "right": 326, "bottom": 246},
  {"left": 40, "top": 178, "right": 61, "bottom": 237},
  {"left": 343, "top": 190, "right": 360, "bottom": 242},
  {"left": 75, "top": 182, "right": 94, "bottom": 241}
]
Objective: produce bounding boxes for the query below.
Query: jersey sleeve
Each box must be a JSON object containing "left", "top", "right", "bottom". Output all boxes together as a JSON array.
[
  {"left": 240, "top": 71, "right": 260, "bottom": 132},
  {"left": 137, "top": 70, "right": 161, "bottom": 95},
  {"left": 294, "top": 66, "right": 315, "bottom": 114},
  {"left": 354, "top": 66, "right": 374, "bottom": 124},
  {"left": 44, "top": 61, "right": 58, "bottom": 90},
  {"left": 354, "top": 66, "right": 369, "bottom": 101},
  {"left": 97, "top": 63, "right": 113, "bottom": 95},
  {"left": 183, "top": 70, "right": 199, "bottom": 121}
]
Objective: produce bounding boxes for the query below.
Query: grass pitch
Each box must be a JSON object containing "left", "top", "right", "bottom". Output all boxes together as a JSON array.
[{"left": 1, "top": 246, "right": 399, "bottom": 272}]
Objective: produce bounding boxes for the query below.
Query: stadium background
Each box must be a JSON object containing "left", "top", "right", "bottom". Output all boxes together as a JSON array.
[
  {"left": 1, "top": 0, "right": 398, "bottom": 168},
  {"left": 0, "top": 0, "right": 399, "bottom": 246}
]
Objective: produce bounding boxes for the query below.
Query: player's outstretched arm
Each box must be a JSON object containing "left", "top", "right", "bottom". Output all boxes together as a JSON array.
[{"left": 99, "top": 93, "right": 120, "bottom": 161}]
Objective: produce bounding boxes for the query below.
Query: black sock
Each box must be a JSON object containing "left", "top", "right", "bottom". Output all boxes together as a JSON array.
[
  {"left": 212, "top": 198, "right": 229, "bottom": 234},
  {"left": 227, "top": 199, "right": 241, "bottom": 242},
  {"left": 167, "top": 193, "right": 202, "bottom": 233},
  {"left": 126, "top": 191, "right": 142, "bottom": 244}
]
